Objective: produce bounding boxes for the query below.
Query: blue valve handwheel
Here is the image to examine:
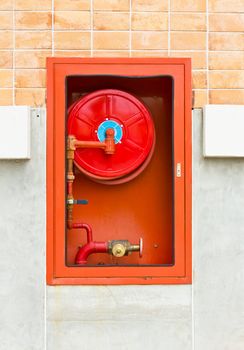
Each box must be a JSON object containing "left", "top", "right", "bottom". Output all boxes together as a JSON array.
[
  {"left": 76, "top": 199, "right": 88, "bottom": 205},
  {"left": 97, "top": 120, "right": 123, "bottom": 144}
]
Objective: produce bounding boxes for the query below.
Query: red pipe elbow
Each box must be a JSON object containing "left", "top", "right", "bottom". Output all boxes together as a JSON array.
[
  {"left": 75, "top": 241, "right": 108, "bottom": 264},
  {"left": 72, "top": 223, "right": 93, "bottom": 242}
]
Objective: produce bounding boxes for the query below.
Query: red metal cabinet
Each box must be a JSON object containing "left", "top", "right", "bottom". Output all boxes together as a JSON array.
[{"left": 47, "top": 58, "right": 192, "bottom": 285}]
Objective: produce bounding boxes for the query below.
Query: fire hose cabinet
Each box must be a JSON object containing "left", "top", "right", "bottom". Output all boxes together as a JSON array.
[{"left": 46, "top": 58, "right": 192, "bottom": 285}]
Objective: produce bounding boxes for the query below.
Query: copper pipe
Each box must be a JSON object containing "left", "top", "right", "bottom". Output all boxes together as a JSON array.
[
  {"left": 75, "top": 129, "right": 115, "bottom": 155},
  {"left": 68, "top": 129, "right": 115, "bottom": 155},
  {"left": 66, "top": 130, "right": 115, "bottom": 229},
  {"left": 67, "top": 206, "right": 73, "bottom": 229},
  {"left": 75, "top": 140, "right": 106, "bottom": 149},
  {"left": 67, "top": 182, "right": 72, "bottom": 196},
  {"left": 66, "top": 137, "right": 75, "bottom": 229}
]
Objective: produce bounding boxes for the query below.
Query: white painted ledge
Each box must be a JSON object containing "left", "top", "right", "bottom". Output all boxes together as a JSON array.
[
  {"left": 203, "top": 105, "right": 244, "bottom": 157},
  {"left": 0, "top": 106, "right": 31, "bottom": 159}
]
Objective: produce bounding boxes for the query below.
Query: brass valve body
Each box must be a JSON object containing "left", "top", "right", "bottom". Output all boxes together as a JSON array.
[
  {"left": 108, "top": 239, "right": 142, "bottom": 258},
  {"left": 112, "top": 243, "right": 126, "bottom": 257}
]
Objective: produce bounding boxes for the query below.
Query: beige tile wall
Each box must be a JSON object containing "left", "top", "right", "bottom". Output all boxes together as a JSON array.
[{"left": 0, "top": 0, "right": 243, "bottom": 107}]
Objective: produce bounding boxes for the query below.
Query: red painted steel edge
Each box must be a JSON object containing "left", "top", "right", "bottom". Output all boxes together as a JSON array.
[{"left": 46, "top": 57, "right": 192, "bottom": 285}]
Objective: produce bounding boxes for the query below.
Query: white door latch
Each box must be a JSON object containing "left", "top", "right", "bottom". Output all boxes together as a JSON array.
[{"left": 176, "top": 163, "right": 181, "bottom": 177}]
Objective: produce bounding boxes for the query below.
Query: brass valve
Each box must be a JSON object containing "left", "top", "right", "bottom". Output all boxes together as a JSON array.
[
  {"left": 108, "top": 238, "right": 143, "bottom": 258},
  {"left": 111, "top": 243, "right": 126, "bottom": 257}
]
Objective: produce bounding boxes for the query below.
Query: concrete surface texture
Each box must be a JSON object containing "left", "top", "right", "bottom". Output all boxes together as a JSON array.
[
  {"left": 193, "top": 110, "right": 244, "bottom": 350},
  {"left": 47, "top": 285, "right": 192, "bottom": 350},
  {"left": 0, "top": 109, "right": 244, "bottom": 349},
  {"left": 0, "top": 108, "right": 46, "bottom": 350}
]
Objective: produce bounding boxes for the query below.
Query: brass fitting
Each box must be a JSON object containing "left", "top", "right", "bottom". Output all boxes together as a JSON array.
[
  {"left": 108, "top": 238, "right": 143, "bottom": 258},
  {"left": 67, "top": 135, "right": 76, "bottom": 152}
]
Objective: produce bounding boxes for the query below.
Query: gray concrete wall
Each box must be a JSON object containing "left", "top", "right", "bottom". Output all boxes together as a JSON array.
[
  {"left": 0, "top": 109, "right": 46, "bottom": 350},
  {"left": 47, "top": 285, "right": 192, "bottom": 350},
  {"left": 193, "top": 110, "right": 244, "bottom": 350},
  {"left": 0, "top": 109, "right": 244, "bottom": 349}
]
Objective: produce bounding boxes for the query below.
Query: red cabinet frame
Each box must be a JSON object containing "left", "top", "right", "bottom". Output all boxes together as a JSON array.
[{"left": 46, "top": 58, "right": 192, "bottom": 285}]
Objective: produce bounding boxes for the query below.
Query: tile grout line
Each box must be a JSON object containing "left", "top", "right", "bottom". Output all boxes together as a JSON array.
[
  {"left": 129, "top": 0, "right": 132, "bottom": 57},
  {"left": 15, "top": 29, "right": 242, "bottom": 33},
  {"left": 91, "top": 0, "right": 93, "bottom": 57},
  {"left": 6, "top": 29, "right": 244, "bottom": 34},
  {"left": 12, "top": 1, "right": 15, "bottom": 105},
  {"left": 8, "top": 48, "right": 242, "bottom": 53},
  {"left": 9, "top": 10, "right": 244, "bottom": 14},
  {"left": 168, "top": 0, "right": 171, "bottom": 57},
  {"left": 206, "top": 0, "right": 209, "bottom": 104},
  {"left": 10, "top": 29, "right": 163, "bottom": 32},
  {"left": 51, "top": 0, "right": 54, "bottom": 56},
  {"left": 46, "top": 2, "right": 53, "bottom": 349}
]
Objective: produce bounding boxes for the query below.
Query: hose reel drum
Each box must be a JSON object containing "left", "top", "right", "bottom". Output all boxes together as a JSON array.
[{"left": 68, "top": 89, "right": 155, "bottom": 184}]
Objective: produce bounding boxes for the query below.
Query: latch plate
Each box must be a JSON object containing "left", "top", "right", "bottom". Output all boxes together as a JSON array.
[{"left": 176, "top": 163, "right": 181, "bottom": 177}]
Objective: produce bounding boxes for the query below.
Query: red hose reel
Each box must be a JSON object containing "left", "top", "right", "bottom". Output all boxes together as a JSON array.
[{"left": 68, "top": 89, "right": 155, "bottom": 184}]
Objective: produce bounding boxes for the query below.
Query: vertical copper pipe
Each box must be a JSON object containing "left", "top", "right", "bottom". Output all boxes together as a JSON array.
[
  {"left": 66, "top": 132, "right": 115, "bottom": 230},
  {"left": 67, "top": 136, "right": 75, "bottom": 229}
]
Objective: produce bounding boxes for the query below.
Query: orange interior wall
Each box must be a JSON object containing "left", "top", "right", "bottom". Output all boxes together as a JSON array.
[{"left": 66, "top": 76, "right": 174, "bottom": 266}]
